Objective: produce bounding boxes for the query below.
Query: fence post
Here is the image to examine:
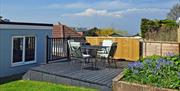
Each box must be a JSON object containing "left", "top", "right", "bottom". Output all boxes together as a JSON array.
[
  {"left": 179, "top": 43, "right": 180, "bottom": 54},
  {"left": 178, "top": 24, "right": 180, "bottom": 42},
  {"left": 160, "top": 42, "right": 163, "bottom": 56},
  {"left": 139, "top": 41, "right": 143, "bottom": 58},
  {"left": 144, "top": 41, "right": 147, "bottom": 57},
  {"left": 67, "top": 36, "right": 70, "bottom": 61},
  {"left": 46, "top": 35, "right": 49, "bottom": 64}
]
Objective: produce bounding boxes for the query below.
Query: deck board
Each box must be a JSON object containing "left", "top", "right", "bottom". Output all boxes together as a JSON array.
[{"left": 26, "top": 60, "right": 130, "bottom": 91}]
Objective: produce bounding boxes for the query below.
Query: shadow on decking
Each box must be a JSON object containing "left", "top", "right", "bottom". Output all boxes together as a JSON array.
[{"left": 23, "top": 60, "right": 130, "bottom": 91}]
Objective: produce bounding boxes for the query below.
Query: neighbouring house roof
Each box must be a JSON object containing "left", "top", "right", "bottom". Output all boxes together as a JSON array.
[
  {"left": 77, "top": 32, "right": 83, "bottom": 36},
  {"left": 110, "top": 33, "right": 124, "bottom": 37},
  {"left": 73, "top": 27, "right": 88, "bottom": 32},
  {"left": 53, "top": 24, "right": 83, "bottom": 38}
]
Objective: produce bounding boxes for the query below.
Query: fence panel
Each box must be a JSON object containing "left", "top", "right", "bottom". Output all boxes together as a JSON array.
[
  {"left": 142, "top": 41, "right": 180, "bottom": 57},
  {"left": 86, "top": 37, "right": 140, "bottom": 61}
]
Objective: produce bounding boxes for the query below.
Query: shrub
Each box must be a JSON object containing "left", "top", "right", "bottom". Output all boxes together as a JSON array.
[
  {"left": 140, "top": 18, "right": 178, "bottom": 41},
  {"left": 122, "top": 55, "right": 180, "bottom": 90}
]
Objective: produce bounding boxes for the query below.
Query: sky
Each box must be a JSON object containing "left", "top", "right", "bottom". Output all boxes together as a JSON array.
[{"left": 0, "top": 0, "right": 180, "bottom": 34}]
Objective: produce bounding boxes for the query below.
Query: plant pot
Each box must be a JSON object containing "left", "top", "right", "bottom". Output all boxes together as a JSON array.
[{"left": 112, "top": 73, "right": 179, "bottom": 91}]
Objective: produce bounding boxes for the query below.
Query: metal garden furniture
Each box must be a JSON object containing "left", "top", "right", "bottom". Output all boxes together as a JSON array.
[
  {"left": 98, "top": 42, "right": 118, "bottom": 68},
  {"left": 68, "top": 41, "right": 91, "bottom": 69}
]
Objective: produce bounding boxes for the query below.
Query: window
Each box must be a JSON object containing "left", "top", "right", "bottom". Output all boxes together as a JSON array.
[
  {"left": 25, "top": 37, "right": 35, "bottom": 62},
  {"left": 12, "top": 36, "right": 36, "bottom": 66},
  {"left": 13, "top": 37, "right": 23, "bottom": 63}
]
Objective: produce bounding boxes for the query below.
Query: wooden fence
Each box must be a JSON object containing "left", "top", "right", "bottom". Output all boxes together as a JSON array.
[
  {"left": 142, "top": 41, "right": 180, "bottom": 57},
  {"left": 86, "top": 37, "right": 180, "bottom": 61},
  {"left": 86, "top": 37, "right": 140, "bottom": 61}
]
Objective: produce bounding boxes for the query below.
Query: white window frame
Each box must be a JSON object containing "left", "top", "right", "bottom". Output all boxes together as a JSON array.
[{"left": 11, "top": 36, "right": 37, "bottom": 67}]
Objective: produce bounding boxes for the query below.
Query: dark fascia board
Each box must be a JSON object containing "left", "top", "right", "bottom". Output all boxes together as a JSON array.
[{"left": 0, "top": 21, "right": 53, "bottom": 26}]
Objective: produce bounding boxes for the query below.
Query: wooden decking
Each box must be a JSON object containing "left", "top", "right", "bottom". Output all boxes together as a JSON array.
[{"left": 23, "top": 60, "right": 130, "bottom": 91}]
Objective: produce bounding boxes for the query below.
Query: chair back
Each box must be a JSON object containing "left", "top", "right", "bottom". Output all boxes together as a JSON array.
[
  {"left": 67, "top": 39, "right": 74, "bottom": 51},
  {"left": 69, "top": 42, "right": 82, "bottom": 58},
  {"left": 102, "top": 40, "right": 113, "bottom": 53},
  {"left": 108, "top": 42, "right": 117, "bottom": 58},
  {"left": 102, "top": 40, "right": 113, "bottom": 46}
]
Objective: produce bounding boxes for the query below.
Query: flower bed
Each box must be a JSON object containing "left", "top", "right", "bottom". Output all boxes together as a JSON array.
[{"left": 120, "top": 55, "right": 180, "bottom": 90}]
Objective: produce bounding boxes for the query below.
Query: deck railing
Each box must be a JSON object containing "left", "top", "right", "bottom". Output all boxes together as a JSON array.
[{"left": 46, "top": 36, "right": 85, "bottom": 63}]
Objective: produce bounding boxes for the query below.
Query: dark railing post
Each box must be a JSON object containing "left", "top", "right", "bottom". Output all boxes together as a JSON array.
[
  {"left": 67, "top": 36, "right": 70, "bottom": 61},
  {"left": 46, "top": 35, "right": 49, "bottom": 64}
]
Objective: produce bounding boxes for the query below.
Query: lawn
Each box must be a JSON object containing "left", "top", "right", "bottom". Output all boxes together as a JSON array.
[{"left": 0, "top": 80, "right": 98, "bottom": 91}]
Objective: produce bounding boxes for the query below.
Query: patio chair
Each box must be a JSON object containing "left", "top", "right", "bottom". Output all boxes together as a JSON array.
[
  {"left": 67, "top": 39, "right": 74, "bottom": 51},
  {"left": 67, "top": 39, "right": 74, "bottom": 61},
  {"left": 97, "top": 40, "right": 113, "bottom": 54},
  {"left": 68, "top": 41, "right": 91, "bottom": 69},
  {"left": 98, "top": 42, "right": 118, "bottom": 68}
]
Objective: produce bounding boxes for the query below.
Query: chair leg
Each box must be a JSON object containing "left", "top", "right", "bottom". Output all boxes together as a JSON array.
[
  {"left": 95, "top": 58, "right": 97, "bottom": 69},
  {"left": 81, "top": 58, "right": 86, "bottom": 71},
  {"left": 100, "top": 57, "right": 105, "bottom": 68},
  {"left": 91, "top": 58, "right": 94, "bottom": 68},
  {"left": 107, "top": 58, "right": 110, "bottom": 68},
  {"left": 114, "top": 59, "right": 117, "bottom": 68},
  {"left": 103, "top": 58, "right": 106, "bottom": 68}
]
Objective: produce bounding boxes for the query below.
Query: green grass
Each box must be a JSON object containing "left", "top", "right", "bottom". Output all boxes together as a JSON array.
[{"left": 0, "top": 80, "right": 98, "bottom": 91}]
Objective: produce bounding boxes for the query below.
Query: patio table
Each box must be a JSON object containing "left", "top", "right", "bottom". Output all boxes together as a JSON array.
[{"left": 81, "top": 45, "right": 108, "bottom": 70}]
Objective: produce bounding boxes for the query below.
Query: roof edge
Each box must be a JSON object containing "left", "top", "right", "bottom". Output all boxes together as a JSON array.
[{"left": 0, "top": 21, "right": 53, "bottom": 26}]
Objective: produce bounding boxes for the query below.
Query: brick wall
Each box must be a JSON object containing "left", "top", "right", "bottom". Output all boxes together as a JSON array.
[
  {"left": 141, "top": 41, "right": 180, "bottom": 57},
  {"left": 52, "top": 24, "right": 82, "bottom": 38}
]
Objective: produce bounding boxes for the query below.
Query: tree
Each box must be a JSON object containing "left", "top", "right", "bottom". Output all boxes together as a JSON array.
[
  {"left": 0, "top": 16, "right": 10, "bottom": 22},
  {"left": 0, "top": 16, "right": 3, "bottom": 22},
  {"left": 84, "top": 27, "right": 128, "bottom": 37},
  {"left": 167, "top": 3, "right": 180, "bottom": 20},
  {"left": 140, "top": 18, "right": 178, "bottom": 41},
  {"left": 96, "top": 28, "right": 128, "bottom": 36},
  {"left": 84, "top": 27, "right": 100, "bottom": 36},
  {"left": 95, "top": 28, "right": 114, "bottom": 36}
]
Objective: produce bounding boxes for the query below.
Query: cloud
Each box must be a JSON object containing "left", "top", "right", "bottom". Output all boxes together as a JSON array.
[
  {"left": 120, "top": 8, "right": 168, "bottom": 14},
  {"left": 45, "top": 0, "right": 177, "bottom": 10},
  {"left": 62, "top": 8, "right": 168, "bottom": 18},
  {"left": 75, "top": 8, "right": 122, "bottom": 17},
  {"left": 46, "top": 1, "right": 130, "bottom": 10},
  {"left": 63, "top": 8, "right": 122, "bottom": 18},
  {"left": 94, "top": 0, "right": 130, "bottom": 10},
  {"left": 47, "top": 2, "right": 88, "bottom": 9}
]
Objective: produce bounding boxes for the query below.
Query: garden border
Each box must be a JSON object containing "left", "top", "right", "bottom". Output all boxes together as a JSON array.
[{"left": 112, "top": 73, "right": 179, "bottom": 91}]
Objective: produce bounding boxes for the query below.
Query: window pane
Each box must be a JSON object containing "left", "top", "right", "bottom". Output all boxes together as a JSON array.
[
  {"left": 25, "top": 37, "right": 35, "bottom": 61},
  {"left": 13, "top": 38, "right": 23, "bottom": 63}
]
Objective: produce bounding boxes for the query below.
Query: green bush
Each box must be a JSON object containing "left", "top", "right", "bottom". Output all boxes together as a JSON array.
[
  {"left": 140, "top": 18, "right": 178, "bottom": 41},
  {"left": 122, "top": 55, "right": 180, "bottom": 90}
]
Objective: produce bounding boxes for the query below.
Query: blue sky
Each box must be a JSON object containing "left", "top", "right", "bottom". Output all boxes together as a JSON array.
[{"left": 0, "top": 0, "right": 180, "bottom": 34}]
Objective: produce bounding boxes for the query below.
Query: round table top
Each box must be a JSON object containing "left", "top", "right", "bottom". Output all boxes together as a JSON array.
[{"left": 81, "top": 45, "right": 108, "bottom": 50}]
